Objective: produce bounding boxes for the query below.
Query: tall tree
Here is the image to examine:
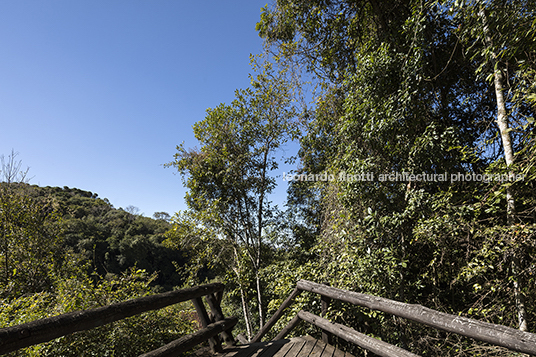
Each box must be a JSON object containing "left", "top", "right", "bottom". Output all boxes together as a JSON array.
[
  {"left": 166, "top": 57, "right": 298, "bottom": 338},
  {"left": 451, "top": 0, "right": 536, "bottom": 332}
]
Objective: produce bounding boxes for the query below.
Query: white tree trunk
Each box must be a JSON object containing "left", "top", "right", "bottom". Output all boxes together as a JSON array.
[{"left": 480, "top": 6, "right": 526, "bottom": 332}]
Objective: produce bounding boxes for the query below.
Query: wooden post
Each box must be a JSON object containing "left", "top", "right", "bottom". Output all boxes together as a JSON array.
[
  {"left": 191, "top": 297, "right": 222, "bottom": 353},
  {"left": 321, "top": 294, "right": 332, "bottom": 345},
  {"left": 206, "top": 293, "right": 235, "bottom": 346}
]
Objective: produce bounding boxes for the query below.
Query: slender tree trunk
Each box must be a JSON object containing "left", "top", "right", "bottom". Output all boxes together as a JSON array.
[
  {"left": 233, "top": 247, "right": 253, "bottom": 340},
  {"left": 254, "top": 146, "right": 270, "bottom": 330},
  {"left": 493, "top": 62, "right": 516, "bottom": 223},
  {"left": 239, "top": 285, "right": 252, "bottom": 341},
  {"left": 512, "top": 256, "right": 528, "bottom": 332},
  {"left": 480, "top": 7, "right": 527, "bottom": 332}
]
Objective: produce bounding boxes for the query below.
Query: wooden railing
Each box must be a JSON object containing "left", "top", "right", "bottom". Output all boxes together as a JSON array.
[
  {"left": 0, "top": 283, "right": 236, "bottom": 356},
  {"left": 253, "top": 280, "right": 536, "bottom": 357}
]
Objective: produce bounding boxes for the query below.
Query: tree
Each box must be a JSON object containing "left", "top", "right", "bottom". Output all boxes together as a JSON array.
[
  {"left": 449, "top": 0, "right": 536, "bottom": 332},
  {"left": 153, "top": 211, "right": 171, "bottom": 222},
  {"left": 257, "top": 0, "right": 536, "bottom": 353},
  {"left": 166, "top": 57, "right": 298, "bottom": 339},
  {"left": 0, "top": 152, "right": 63, "bottom": 298}
]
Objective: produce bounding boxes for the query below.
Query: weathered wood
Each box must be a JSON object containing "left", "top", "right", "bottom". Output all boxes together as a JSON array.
[
  {"left": 206, "top": 293, "right": 235, "bottom": 346},
  {"left": 321, "top": 294, "right": 332, "bottom": 345},
  {"left": 297, "top": 280, "right": 536, "bottom": 355},
  {"left": 235, "top": 333, "right": 248, "bottom": 344},
  {"left": 0, "top": 282, "right": 224, "bottom": 354},
  {"left": 252, "top": 287, "right": 302, "bottom": 343},
  {"left": 274, "top": 315, "right": 302, "bottom": 341},
  {"left": 192, "top": 296, "right": 222, "bottom": 353},
  {"left": 271, "top": 339, "right": 296, "bottom": 357},
  {"left": 138, "top": 317, "right": 237, "bottom": 357},
  {"left": 298, "top": 310, "right": 420, "bottom": 357},
  {"left": 221, "top": 337, "right": 352, "bottom": 357}
]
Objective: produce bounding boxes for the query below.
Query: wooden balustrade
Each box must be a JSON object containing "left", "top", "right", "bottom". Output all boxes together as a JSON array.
[
  {"left": 4, "top": 279, "right": 536, "bottom": 356},
  {"left": 0, "top": 282, "right": 236, "bottom": 356},
  {"left": 255, "top": 279, "right": 536, "bottom": 356}
]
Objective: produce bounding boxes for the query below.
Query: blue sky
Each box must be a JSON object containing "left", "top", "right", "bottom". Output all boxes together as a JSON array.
[{"left": 0, "top": 1, "right": 295, "bottom": 217}]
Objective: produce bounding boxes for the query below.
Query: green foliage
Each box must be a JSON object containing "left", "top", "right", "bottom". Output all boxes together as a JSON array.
[
  {"left": 0, "top": 267, "right": 197, "bottom": 357},
  {"left": 252, "top": 0, "right": 536, "bottom": 355},
  {"left": 0, "top": 172, "right": 201, "bottom": 356},
  {"left": 1, "top": 184, "right": 186, "bottom": 290},
  {"left": 166, "top": 56, "right": 300, "bottom": 337},
  {"left": 0, "top": 183, "right": 64, "bottom": 298}
]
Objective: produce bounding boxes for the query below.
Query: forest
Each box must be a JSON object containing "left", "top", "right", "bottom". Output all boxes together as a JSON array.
[{"left": 1, "top": 0, "right": 536, "bottom": 356}]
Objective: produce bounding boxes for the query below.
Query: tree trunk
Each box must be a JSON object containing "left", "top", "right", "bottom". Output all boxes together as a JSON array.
[
  {"left": 233, "top": 247, "right": 253, "bottom": 340},
  {"left": 512, "top": 256, "right": 528, "bottom": 332},
  {"left": 479, "top": 7, "right": 527, "bottom": 332},
  {"left": 239, "top": 286, "right": 252, "bottom": 341},
  {"left": 493, "top": 62, "right": 516, "bottom": 224}
]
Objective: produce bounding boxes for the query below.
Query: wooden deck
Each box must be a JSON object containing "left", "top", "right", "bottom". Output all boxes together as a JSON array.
[{"left": 216, "top": 336, "right": 353, "bottom": 357}]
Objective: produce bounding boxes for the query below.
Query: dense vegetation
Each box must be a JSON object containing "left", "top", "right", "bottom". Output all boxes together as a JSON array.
[
  {"left": 166, "top": 0, "right": 536, "bottom": 356},
  {"left": 2, "top": 1, "right": 535, "bottom": 356},
  {"left": 0, "top": 168, "right": 196, "bottom": 356}
]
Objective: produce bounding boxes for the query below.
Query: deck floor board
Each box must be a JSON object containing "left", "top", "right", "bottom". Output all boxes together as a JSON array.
[{"left": 216, "top": 337, "right": 352, "bottom": 357}]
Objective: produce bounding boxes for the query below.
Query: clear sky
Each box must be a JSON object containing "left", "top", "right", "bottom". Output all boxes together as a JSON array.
[{"left": 0, "top": 1, "right": 294, "bottom": 217}]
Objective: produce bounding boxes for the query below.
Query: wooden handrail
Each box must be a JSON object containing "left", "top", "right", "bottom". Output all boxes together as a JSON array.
[
  {"left": 297, "top": 280, "right": 536, "bottom": 355},
  {"left": 138, "top": 317, "right": 238, "bottom": 357},
  {"left": 298, "top": 311, "right": 420, "bottom": 357},
  {"left": 252, "top": 280, "right": 536, "bottom": 355},
  {"left": 0, "top": 282, "right": 233, "bottom": 355}
]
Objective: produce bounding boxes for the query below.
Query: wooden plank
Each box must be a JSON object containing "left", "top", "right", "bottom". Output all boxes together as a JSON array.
[
  {"left": 252, "top": 287, "right": 302, "bottom": 343},
  {"left": 271, "top": 339, "right": 296, "bottom": 357},
  {"left": 284, "top": 339, "right": 306, "bottom": 357},
  {"left": 0, "top": 283, "right": 225, "bottom": 355},
  {"left": 300, "top": 336, "right": 325, "bottom": 357},
  {"left": 320, "top": 342, "right": 340, "bottom": 357},
  {"left": 297, "top": 280, "right": 536, "bottom": 355},
  {"left": 222, "top": 337, "right": 351, "bottom": 357},
  {"left": 217, "top": 344, "right": 252, "bottom": 357},
  {"left": 138, "top": 317, "right": 237, "bottom": 357},
  {"left": 298, "top": 338, "right": 318, "bottom": 357},
  {"left": 300, "top": 336, "right": 349, "bottom": 357},
  {"left": 298, "top": 311, "right": 419, "bottom": 357},
  {"left": 220, "top": 343, "right": 263, "bottom": 357},
  {"left": 250, "top": 340, "right": 289, "bottom": 357}
]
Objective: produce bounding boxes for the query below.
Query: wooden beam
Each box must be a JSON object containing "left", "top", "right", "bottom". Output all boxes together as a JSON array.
[
  {"left": 206, "top": 293, "right": 235, "bottom": 346},
  {"left": 138, "top": 317, "right": 238, "bottom": 357},
  {"left": 298, "top": 311, "right": 420, "bottom": 357},
  {"left": 192, "top": 297, "right": 222, "bottom": 353},
  {"left": 273, "top": 315, "right": 302, "bottom": 341},
  {"left": 251, "top": 287, "right": 302, "bottom": 343},
  {"left": 297, "top": 280, "right": 536, "bottom": 355},
  {"left": 0, "top": 283, "right": 224, "bottom": 354}
]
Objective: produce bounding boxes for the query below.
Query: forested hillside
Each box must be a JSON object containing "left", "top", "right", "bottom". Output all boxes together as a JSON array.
[
  {"left": 0, "top": 178, "right": 199, "bottom": 356},
  {"left": 1, "top": 1, "right": 535, "bottom": 356},
  {"left": 2, "top": 182, "right": 187, "bottom": 292}
]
